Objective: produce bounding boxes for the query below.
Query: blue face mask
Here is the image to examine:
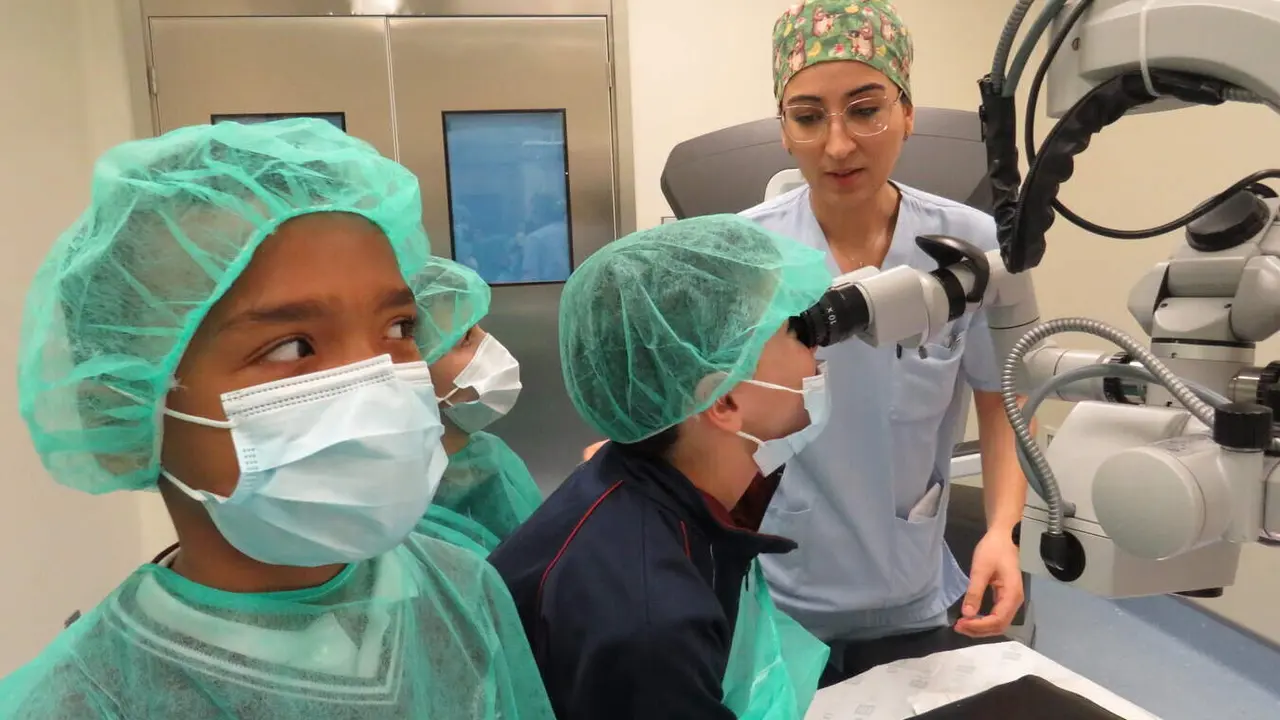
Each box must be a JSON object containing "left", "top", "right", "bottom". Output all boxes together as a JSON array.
[{"left": 163, "top": 355, "right": 447, "bottom": 567}]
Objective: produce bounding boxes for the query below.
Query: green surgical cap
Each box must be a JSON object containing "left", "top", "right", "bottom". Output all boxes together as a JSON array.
[
  {"left": 772, "top": 0, "right": 913, "bottom": 102},
  {"left": 409, "top": 255, "right": 491, "bottom": 363},
  {"left": 559, "top": 215, "right": 831, "bottom": 443},
  {"left": 18, "top": 118, "right": 430, "bottom": 494}
]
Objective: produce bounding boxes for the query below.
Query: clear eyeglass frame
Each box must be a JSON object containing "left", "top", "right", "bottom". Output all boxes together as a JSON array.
[{"left": 778, "top": 93, "right": 903, "bottom": 144}]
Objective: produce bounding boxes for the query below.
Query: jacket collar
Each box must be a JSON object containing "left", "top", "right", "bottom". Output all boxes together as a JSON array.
[{"left": 604, "top": 443, "right": 796, "bottom": 555}]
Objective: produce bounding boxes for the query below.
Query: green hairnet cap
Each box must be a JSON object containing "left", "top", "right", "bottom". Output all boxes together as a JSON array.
[
  {"left": 18, "top": 118, "right": 430, "bottom": 494},
  {"left": 409, "top": 255, "right": 492, "bottom": 363},
  {"left": 559, "top": 214, "right": 831, "bottom": 443},
  {"left": 772, "top": 0, "right": 914, "bottom": 102}
]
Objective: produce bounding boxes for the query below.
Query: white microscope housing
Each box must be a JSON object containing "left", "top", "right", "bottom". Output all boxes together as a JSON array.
[{"left": 984, "top": 0, "right": 1280, "bottom": 598}]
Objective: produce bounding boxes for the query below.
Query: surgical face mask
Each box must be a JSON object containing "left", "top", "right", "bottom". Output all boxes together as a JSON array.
[
  {"left": 162, "top": 355, "right": 448, "bottom": 568},
  {"left": 438, "top": 333, "right": 522, "bottom": 433},
  {"left": 736, "top": 361, "right": 830, "bottom": 476}
]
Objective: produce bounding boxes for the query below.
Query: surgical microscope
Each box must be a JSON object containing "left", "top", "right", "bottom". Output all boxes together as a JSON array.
[{"left": 787, "top": 0, "right": 1280, "bottom": 601}]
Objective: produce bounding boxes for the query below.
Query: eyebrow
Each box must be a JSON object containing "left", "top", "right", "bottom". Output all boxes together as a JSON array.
[
  {"left": 380, "top": 286, "right": 418, "bottom": 313},
  {"left": 216, "top": 286, "right": 417, "bottom": 334},
  {"left": 785, "top": 82, "right": 887, "bottom": 106},
  {"left": 217, "top": 300, "right": 329, "bottom": 334}
]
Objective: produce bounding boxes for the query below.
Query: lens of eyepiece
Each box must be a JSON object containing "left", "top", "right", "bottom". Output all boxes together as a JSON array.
[{"left": 789, "top": 283, "right": 871, "bottom": 348}]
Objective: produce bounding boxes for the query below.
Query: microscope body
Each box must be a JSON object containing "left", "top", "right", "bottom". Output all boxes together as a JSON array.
[{"left": 1012, "top": 195, "right": 1280, "bottom": 597}]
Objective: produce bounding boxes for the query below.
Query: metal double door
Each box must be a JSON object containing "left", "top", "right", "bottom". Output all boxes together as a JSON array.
[{"left": 147, "top": 13, "right": 617, "bottom": 488}]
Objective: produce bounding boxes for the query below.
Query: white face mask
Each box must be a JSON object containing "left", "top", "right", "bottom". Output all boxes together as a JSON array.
[
  {"left": 162, "top": 355, "right": 447, "bottom": 568},
  {"left": 438, "top": 334, "right": 522, "bottom": 433},
  {"left": 735, "top": 361, "right": 830, "bottom": 476}
]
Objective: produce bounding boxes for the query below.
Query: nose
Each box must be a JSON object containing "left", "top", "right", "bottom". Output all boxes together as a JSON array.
[{"left": 823, "top": 115, "right": 857, "bottom": 160}]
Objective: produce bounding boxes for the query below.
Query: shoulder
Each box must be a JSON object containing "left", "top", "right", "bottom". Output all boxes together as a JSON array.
[
  {"left": 0, "top": 595, "right": 126, "bottom": 718},
  {"left": 463, "top": 431, "right": 506, "bottom": 455},
  {"left": 897, "top": 183, "right": 998, "bottom": 252},
  {"left": 740, "top": 185, "right": 811, "bottom": 232},
  {"left": 0, "top": 658, "right": 110, "bottom": 719},
  {"left": 402, "top": 530, "right": 498, "bottom": 590}
]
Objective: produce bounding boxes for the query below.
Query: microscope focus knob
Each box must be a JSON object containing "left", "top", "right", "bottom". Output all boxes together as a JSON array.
[
  {"left": 1212, "top": 402, "right": 1273, "bottom": 451},
  {"left": 1093, "top": 435, "right": 1231, "bottom": 561}
]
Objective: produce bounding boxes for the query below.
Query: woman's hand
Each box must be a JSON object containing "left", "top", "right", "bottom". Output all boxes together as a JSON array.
[{"left": 954, "top": 529, "right": 1025, "bottom": 638}]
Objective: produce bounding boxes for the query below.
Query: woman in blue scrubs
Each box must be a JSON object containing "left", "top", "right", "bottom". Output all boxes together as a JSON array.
[{"left": 744, "top": 0, "right": 1028, "bottom": 682}]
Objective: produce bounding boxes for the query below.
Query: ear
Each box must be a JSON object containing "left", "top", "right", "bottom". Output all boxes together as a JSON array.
[
  {"left": 779, "top": 123, "right": 793, "bottom": 156},
  {"left": 901, "top": 97, "right": 915, "bottom": 140},
  {"left": 700, "top": 391, "right": 745, "bottom": 435}
]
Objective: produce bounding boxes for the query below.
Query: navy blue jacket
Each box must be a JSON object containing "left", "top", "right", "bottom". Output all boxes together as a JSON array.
[{"left": 487, "top": 443, "right": 795, "bottom": 719}]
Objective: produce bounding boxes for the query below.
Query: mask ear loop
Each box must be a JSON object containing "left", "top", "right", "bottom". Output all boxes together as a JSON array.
[
  {"left": 436, "top": 386, "right": 461, "bottom": 407},
  {"left": 164, "top": 407, "right": 234, "bottom": 430},
  {"left": 742, "top": 378, "right": 803, "bottom": 395},
  {"left": 107, "top": 383, "right": 235, "bottom": 429}
]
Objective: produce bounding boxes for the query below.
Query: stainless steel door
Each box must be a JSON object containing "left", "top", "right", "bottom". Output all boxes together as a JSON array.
[
  {"left": 147, "top": 17, "right": 396, "bottom": 156},
  {"left": 390, "top": 17, "right": 615, "bottom": 490}
]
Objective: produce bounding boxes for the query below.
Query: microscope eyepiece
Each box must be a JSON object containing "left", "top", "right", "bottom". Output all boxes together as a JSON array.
[{"left": 789, "top": 281, "right": 871, "bottom": 348}]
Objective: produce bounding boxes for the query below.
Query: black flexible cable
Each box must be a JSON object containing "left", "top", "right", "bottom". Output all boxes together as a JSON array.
[
  {"left": 1025, "top": 0, "right": 1093, "bottom": 168},
  {"left": 1021, "top": 0, "right": 1279, "bottom": 240}
]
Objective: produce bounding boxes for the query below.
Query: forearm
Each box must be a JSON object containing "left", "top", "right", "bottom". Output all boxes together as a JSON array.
[{"left": 974, "top": 390, "right": 1030, "bottom": 532}]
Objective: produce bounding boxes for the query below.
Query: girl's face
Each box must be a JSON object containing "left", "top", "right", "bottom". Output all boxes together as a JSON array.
[
  {"left": 160, "top": 212, "right": 422, "bottom": 497},
  {"left": 429, "top": 324, "right": 488, "bottom": 407}
]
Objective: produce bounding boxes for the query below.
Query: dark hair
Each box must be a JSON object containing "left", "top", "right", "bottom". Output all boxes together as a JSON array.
[{"left": 614, "top": 424, "right": 681, "bottom": 460}]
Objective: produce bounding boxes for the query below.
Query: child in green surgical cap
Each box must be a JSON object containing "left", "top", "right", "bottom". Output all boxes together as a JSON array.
[
  {"left": 0, "top": 118, "right": 554, "bottom": 720},
  {"left": 408, "top": 255, "right": 543, "bottom": 554}
]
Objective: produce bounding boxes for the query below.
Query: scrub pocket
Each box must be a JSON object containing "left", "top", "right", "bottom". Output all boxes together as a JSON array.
[
  {"left": 890, "top": 326, "right": 966, "bottom": 424},
  {"left": 888, "top": 480, "right": 950, "bottom": 599}
]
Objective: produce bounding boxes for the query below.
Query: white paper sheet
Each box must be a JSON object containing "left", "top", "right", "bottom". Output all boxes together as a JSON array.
[{"left": 804, "top": 641, "right": 1162, "bottom": 719}]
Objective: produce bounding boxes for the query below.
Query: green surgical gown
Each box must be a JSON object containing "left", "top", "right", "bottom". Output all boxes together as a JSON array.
[{"left": 0, "top": 532, "right": 555, "bottom": 719}]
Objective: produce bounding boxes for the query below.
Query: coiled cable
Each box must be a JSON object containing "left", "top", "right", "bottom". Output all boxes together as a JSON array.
[{"left": 1002, "top": 317, "right": 1216, "bottom": 535}]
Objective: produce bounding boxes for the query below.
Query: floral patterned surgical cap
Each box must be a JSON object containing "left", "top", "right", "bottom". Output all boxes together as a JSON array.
[{"left": 772, "top": 0, "right": 913, "bottom": 103}]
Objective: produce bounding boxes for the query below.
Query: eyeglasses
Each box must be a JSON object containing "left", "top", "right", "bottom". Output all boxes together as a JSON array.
[{"left": 778, "top": 93, "right": 902, "bottom": 144}]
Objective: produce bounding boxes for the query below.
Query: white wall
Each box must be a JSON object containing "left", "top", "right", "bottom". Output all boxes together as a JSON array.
[
  {"left": 626, "top": 0, "right": 1022, "bottom": 229},
  {"left": 1, "top": 0, "right": 1276, "bottom": 676},
  {"left": 0, "top": 0, "right": 148, "bottom": 676}
]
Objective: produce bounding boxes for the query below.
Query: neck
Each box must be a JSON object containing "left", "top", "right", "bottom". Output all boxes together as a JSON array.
[
  {"left": 441, "top": 419, "right": 469, "bottom": 455},
  {"left": 160, "top": 483, "right": 345, "bottom": 594},
  {"left": 668, "top": 435, "right": 757, "bottom": 511},
  {"left": 810, "top": 182, "right": 902, "bottom": 256}
]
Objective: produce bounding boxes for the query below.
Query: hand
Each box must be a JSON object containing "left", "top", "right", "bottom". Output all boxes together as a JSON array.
[
  {"left": 954, "top": 529, "right": 1024, "bottom": 638},
  {"left": 582, "top": 440, "right": 608, "bottom": 462}
]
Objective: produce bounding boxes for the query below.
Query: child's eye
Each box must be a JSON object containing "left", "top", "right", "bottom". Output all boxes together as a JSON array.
[
  {"left": 262, "top": 338, "right": 315, "bottom": 363},
  {"left": 388, "top": 318, "right": 417, "bottom": 340}
]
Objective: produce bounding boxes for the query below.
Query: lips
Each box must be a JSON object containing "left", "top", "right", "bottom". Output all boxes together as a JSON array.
[{"left": 827, "top": 168, "right": 862, "bottom": 177}]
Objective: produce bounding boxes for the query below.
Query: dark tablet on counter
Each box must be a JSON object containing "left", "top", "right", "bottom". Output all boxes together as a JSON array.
[{"left": 914, "top": 674, "right": 1128, "bottom": 720}]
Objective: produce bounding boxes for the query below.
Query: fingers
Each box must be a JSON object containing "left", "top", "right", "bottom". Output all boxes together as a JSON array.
[
  {"left": 954, "top": 585, "right": 1023, "bottom": 638},
  {"left": 953, "top": 614, "right": 1005, "bottom": 638},
  {"left": 988, "top": 585, "right": 1022, "bottom": 626},
  {"left": 960, "top": 572, "right": 989, "bottom": 619}
]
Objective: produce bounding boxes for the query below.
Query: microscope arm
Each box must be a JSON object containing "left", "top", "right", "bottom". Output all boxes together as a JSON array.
[
  {"left": 1046, "top": 0, "right": 1280, "bottom": 119},
  {"left": 981, "top": 250, "right": 1114, "bottom": 398}
]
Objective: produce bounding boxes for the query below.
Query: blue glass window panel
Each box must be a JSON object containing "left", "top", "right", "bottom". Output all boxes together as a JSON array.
[
  {"left": 444, "top": 111, "right": 573, "bottom": 286},
  {"left": 211, "top": 112, "right": 346, "bottom": 131}
]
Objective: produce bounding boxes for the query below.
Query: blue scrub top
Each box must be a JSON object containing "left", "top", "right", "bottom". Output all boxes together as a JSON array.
[{"left": 741, "top": 183, "right": 1003, "bottom": 643}]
